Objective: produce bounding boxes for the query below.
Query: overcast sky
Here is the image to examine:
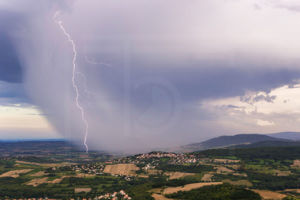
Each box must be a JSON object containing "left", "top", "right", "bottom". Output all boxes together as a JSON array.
[{"left": 1, "top": 0, "right": 300, "bottom": 152}]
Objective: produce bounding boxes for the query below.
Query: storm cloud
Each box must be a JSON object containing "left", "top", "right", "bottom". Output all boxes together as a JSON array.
[{"left": 1, "top": 0, "right": 300, "bottom": 152}]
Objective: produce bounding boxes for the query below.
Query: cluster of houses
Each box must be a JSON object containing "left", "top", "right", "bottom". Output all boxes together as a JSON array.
[
  {"left": 136, "top": 152, "right": 178, "bottom": 159},
  {"left": 71, "top": 163, "right": 105, "bottom": 175},
  {"left": 99, "top": 152, "right": 205, "bottom": 171},
  {"left": 96, "top": 190, "right": 131, "bottom": 200},
  {"left": 135, "top": 152, "right": 201, "bottom": 164},
  {"left": 134, "top": 152, "right": 200, "bottom": 166},
  {"left": 133, "top": 152, "right": 240, "bottom": 166},
  {"left": 67, "top": 152, "right": 241, "bottom": 178}
]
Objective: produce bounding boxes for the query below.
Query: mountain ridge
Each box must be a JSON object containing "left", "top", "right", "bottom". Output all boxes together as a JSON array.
[{"left": 177, "top": 132, "right": 300, "bottom": 152}]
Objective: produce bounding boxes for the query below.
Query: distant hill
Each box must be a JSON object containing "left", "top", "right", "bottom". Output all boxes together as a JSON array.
[
  {"left": 268, "top": 132, "right": 300, "bottom": 141},
  {"left": 179, "top": 134, "right": 289, "bottom": 152}
]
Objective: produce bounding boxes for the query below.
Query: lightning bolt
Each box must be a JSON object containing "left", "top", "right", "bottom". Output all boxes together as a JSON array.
[{"left": 54, "top": 11, "right": 89, "bottom": 153}]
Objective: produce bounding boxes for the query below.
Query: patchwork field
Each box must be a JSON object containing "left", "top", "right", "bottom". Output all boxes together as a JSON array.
[
  {"left": 0, "top": 141, "right": 299, "bottom": 199},
  {"left": 103, "top": 164, "right": 139, "bottom": 176},
  {"left": 0, "top": 169, "right": 32, "bottom": 178},
  {"left": 252, "top": 189, "right": 286, "bottom": 200},
  {"left": 26, "top": 177, "right": 48, "bottom": 187},
  {"left": 215, "top": 166, "right": 234, "bottom": 174},
  {"left": 163, "top": 182, "right": 223, "bottom": 195},
  {"left": 291, "top": 160, "right": 300, "bottom": 168},
  {"left": 29, "top": 171, "right": 47, "bottom": 177},
  {"left": 201, "top": 173, "right": 213, "bottom": 181},
  {"left": 16, "top": 160, "right": 72, "bottom": 167},
  {"left": 75, "top": 188, "right": 92, "bottom": 193},
  {"left": 152, "top": 193, "right": 174, "bottom": 200},
  {"left": 165, "top": 172, "right": 195, "bottom": 180}
]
